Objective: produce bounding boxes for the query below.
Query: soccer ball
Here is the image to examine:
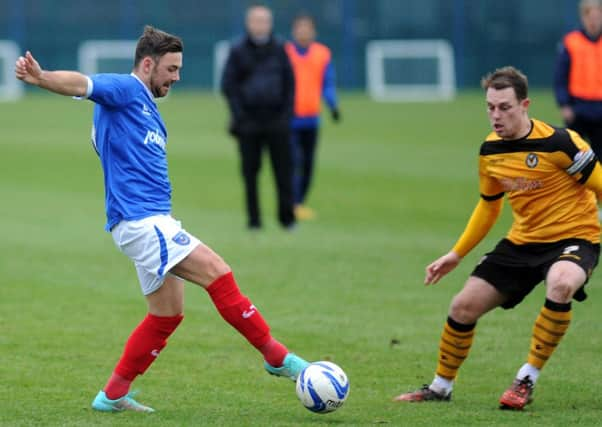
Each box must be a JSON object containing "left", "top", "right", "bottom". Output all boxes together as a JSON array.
[{"left": 295, "top": 361, "right": 350, "bottom": 414}]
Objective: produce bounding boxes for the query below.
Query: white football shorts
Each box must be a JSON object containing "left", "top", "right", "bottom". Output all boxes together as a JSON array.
[{"left": 111, "top": 214, "right": 201, "bottom": 295}]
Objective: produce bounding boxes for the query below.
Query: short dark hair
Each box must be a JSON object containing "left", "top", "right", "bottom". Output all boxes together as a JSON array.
[
  {"left": 481, "top": 66, "right": 528, "bottom": 101},
  {"left": 134, "top": 25, "right": 183, "bottom": 67}
]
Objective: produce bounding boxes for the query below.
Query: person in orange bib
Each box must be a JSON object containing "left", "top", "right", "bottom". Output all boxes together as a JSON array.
[
  {"left": 285, "top": 14, "right": 340, "bottom": 220},
  {"left": 554, "top": 0, "right": 602, "bottom": 157}
]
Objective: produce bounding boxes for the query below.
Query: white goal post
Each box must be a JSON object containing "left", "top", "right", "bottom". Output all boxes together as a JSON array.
[
  {"left": 77, "top": 40, "right": 137, "bottom": 76},
  {"left": 78, "top": 39, "right": 232, "bottom": 93},
  {"left": 213, "top": 40, "right": 231, "bottom": 93},
  {"left": 366, "top": 39, "right": 456, "bottom": 102},
  {"left": 0, "top": 40, "right": 24, "bottom": 101}
]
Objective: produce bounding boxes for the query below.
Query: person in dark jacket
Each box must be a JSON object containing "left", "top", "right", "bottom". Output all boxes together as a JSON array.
[
  {"left": 554, "top": 0, "right": 602, "bottom": 158},
  {"left": 221, "top": 4, "right": 296, "bottom": 230}
]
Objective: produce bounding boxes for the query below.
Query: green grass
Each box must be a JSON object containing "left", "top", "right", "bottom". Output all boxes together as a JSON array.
[{"left": 1, "top": 90, "right": 601, "bottom": 426}]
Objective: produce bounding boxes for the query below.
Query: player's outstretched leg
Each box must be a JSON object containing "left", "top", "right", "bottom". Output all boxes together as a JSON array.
[
  {"left": 205, "top": 271, "right": 309, "bottom": 380},
  {"left": 394, "top": 317, "right": 475, "bottom": 402},
  {"left": 91, "top": 313, "right": 184, "bottom": 412}
]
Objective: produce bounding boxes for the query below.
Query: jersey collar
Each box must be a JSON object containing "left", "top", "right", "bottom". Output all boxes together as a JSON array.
[{"left": 130, "top": 72, "right": 155, "bottom": 101}]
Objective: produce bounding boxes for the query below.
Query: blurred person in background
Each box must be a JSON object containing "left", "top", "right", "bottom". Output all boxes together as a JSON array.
[
  {"left": 285, "top": 14, "right": 340, "bottom": 221},
  {"left": 554, "top": 0, "right": 602, "bottom": 159},
  {"left": 222, "top": 4, "right": 296, "bottom": 230}
]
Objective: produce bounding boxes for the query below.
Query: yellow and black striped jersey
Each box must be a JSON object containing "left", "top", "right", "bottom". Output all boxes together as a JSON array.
[{"left": 479, "top": 119, "right": 600, "bottom": 244}]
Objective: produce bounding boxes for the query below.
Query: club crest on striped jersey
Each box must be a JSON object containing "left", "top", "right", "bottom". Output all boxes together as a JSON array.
[{"left": 525, "top": 152, "right": 538, "bottom": 168}]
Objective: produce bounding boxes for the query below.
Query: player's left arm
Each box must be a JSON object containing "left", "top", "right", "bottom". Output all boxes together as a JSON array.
[
  {"left": 322, "top": 58, "right": 340, "bottom": 121},
  {"left": 562, "top": 129, "right": 602, "bottom": 197},
  {"left": 15, "top": 51, "right": 89, "bottom": 97},
  {"left": 582, "top": 161, "right": 602, "bottom": 197}
]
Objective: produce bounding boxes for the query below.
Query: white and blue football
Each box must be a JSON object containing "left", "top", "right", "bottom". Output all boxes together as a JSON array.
[{"left": 295, "top": 361, "right": 350, "bottom": 414}]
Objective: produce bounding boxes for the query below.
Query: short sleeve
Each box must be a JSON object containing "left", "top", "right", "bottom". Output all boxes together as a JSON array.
[
  {"left": 562, "top": 129, "right": 597, "bottom": 183},
  {"left": 89, "top": 74, "right": 138, "bottom": 108},
  {"left": 478, "top": 156, "right": 505, "bottom": 200}
]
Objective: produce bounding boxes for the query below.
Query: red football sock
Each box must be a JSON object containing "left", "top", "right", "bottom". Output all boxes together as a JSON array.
[
  {"left": 206, "top": 272, "right": 288, "bottom": 366},
  {"left": 104, "top": 313, "right": 183, "bottom": 399},
  {"left": 258, "top": 337, "right": 289, "bottom": 367},
  {"left": 103, "top": 372, "right": 131, "bottom": 400}
]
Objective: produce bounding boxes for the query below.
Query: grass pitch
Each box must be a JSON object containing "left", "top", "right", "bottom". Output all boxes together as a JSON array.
[{"left": 1, "top": 90, "right": 601, "bottom": 426}]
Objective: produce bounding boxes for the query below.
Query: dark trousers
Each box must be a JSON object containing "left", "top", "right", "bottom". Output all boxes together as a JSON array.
[
  {"left": 567, "top": 116, "right": 602, "bottom": 159},
  {"left": 237, "top": 130, "right": 295, "bottom": 228},
  {"left": 290, "top": 128, "right": 318, "bottom": 205}
]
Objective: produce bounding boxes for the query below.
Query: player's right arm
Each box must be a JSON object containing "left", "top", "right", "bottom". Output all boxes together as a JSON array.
[
  {"left": 15, "top": 51, "right": 89, "bottom": 97},
  {"left": 425, "top": 155, "right": 504, "bottom": 285}
]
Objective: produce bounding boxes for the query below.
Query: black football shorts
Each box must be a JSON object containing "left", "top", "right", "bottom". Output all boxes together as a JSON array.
[{"left": 471, "top": 238, "right": 599, "bottom": 309}]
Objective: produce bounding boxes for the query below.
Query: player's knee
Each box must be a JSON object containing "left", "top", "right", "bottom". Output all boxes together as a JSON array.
[
  {"left": 449, "top": 295, "right": 480, "bottom": 324},
  {"left": 547, "top": 281, "right": 573, "bottom": 303},
  {"left": 206, "top": 253, "right": 231, "bottom": 283},
  {"left": 547, "top": 270, "right": 582, "bottom": 302}
]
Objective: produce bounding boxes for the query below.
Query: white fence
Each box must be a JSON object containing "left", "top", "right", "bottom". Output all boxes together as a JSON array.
[
  {"left": 0, "top": 41, "right": 24, "bottom": 101},
  {"left": 1, "top": 39, "right": 457, "bottom": 102},
  {"left": 366, "top": 39, "right": 456, "bottom": 102}
]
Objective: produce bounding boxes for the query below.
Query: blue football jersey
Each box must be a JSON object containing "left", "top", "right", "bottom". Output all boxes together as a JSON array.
[{"left": 88, "top": 73, "right": 171, "bottom": 231}]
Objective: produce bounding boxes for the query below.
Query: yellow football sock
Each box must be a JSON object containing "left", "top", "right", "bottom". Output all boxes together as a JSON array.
[
  {"left": 527, "top": 299, "right": 572, "bottom": 370},
  {"left": 435, "top": 317, "right": 476, "bottom": 381}
]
